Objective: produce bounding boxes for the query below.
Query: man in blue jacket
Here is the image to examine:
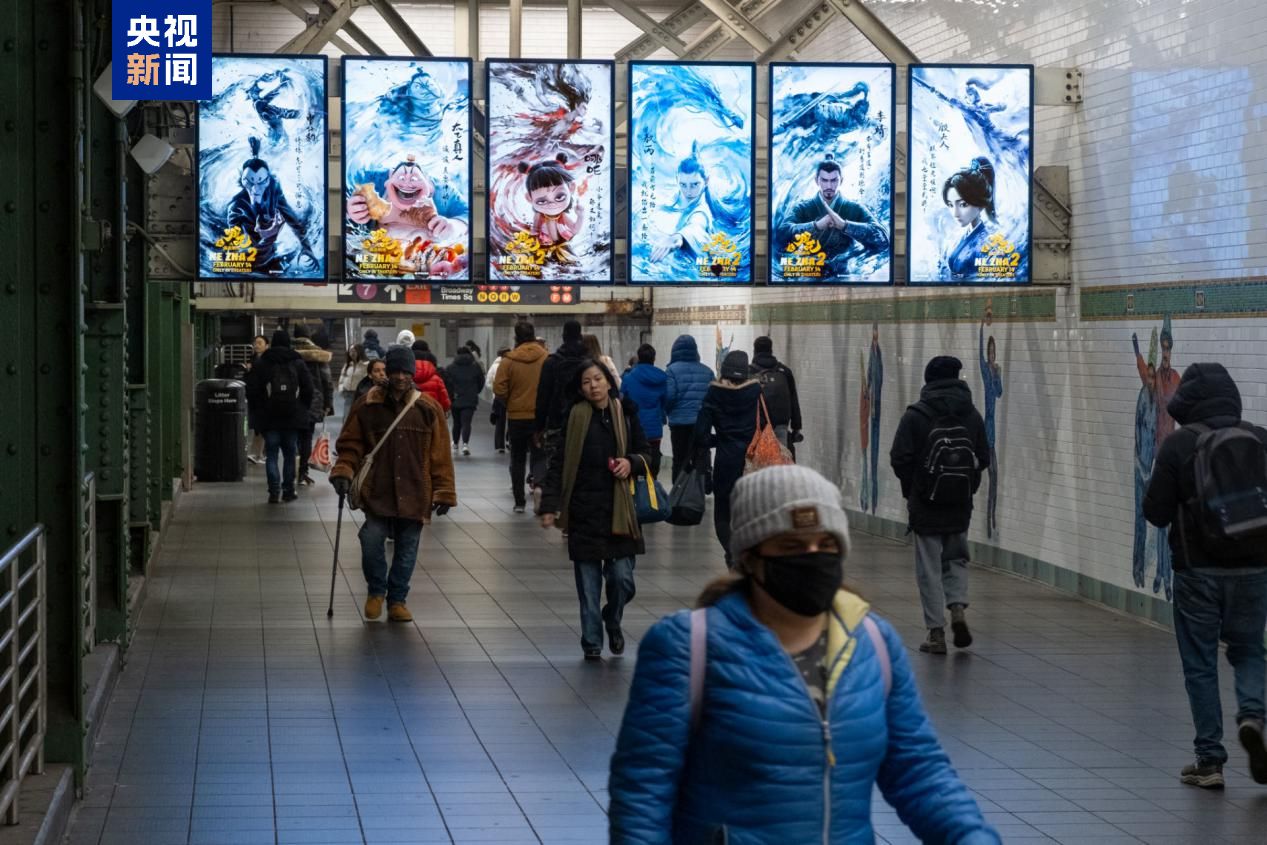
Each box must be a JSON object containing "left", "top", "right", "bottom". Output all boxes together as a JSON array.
[
  {"left": 662, "top": 334, "right": 715, "bottom": 483},
  {"left": 621, "top": 344, "right": 668, "bottom": 476}
]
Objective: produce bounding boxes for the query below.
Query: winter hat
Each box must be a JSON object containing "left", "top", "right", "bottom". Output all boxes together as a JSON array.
[
  {"left": 364, "top": 329, "right": 379, "bottom": 341},
  {"left": 312, "top": 329, "right": 330, "bottom": 350},
  {"left": 385, "top": 347, "right": 415, "bottom": 375},
  {"left": 293, "top": 323, "right": 310, "bottom": 339},
  {"left": 754, "top": 336, "right": 773, "bottom": 355},
  {"left": 721, "top": 350, "right": 750, "bottom": 383},
  {"left": 396, "top": 329, "right": 416, "bottom": 347},
  {"left": 924, "top": 355, "right": 963, "bottom": 383},
  {"left": 730, "top": 465, "right": 851, "bottom": 560},
  {"left": 411, "top": 339, "right": 430, "bottom": 353},
  {"left": 515, "top": 321, "right": 535, "bottom": 343},
  {"left": 271, "top": 329, "right": 290, "bottom": 349},
  {"left": 562, "top": 319, "right": 582, "bottom": 342}
]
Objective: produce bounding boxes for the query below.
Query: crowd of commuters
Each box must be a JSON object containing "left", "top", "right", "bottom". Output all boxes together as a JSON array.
[{"left": 235, "top": 316, "right": 1267, "bottom": 837}]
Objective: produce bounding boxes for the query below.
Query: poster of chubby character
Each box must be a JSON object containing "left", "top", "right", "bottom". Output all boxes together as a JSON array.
[
  {"left": 486, "top": 60, "right": 613, "bottom": 283},
  {"left": 769, "top": 63, "right": 894, "bottom": 284},
  {"left": 342, "top": 57, "right": 471, "bottom": 281},
  {"left": 198, "top": 55, "right": 327, "bottom": 280},
  {"left": 907, "top": 65, "right": 1032, "bottom": 284},
  {"left": 628, "top": 61, "right": 755, "bottom": 285}
]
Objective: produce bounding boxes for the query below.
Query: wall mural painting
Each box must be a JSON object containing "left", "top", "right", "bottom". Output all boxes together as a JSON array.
[
  {"left": 980, "top": 303, "right": 1004, "bottom": 538},
  {"left": 1132, "top": 314, "right": 1179, "bottom": 599},
  {"left": 859, "top": 322, "right": 883, "bottom": 514}
]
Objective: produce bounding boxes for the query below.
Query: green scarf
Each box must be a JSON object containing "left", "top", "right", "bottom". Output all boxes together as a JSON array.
[{"left": 559, "top": 398, "right": 640, "bottom": 539}]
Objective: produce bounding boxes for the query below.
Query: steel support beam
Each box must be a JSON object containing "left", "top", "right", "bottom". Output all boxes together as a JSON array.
[
  {"left": 277, "top": 0, "right": 386, "bottom": 56},
  {"left": 566, "top": 0, "right": 581, "bottom": 59},
  {"left": 694, "top": 0, "right": 773, "bottom": 52},
  {"left": 292, "top": 0, "right": 356, "bottom": 54},
  {"left": 606, "top": 0, "right": 687, "bottom": 57},
  {"left": 825, "top": 0, "right": 918, "bottom": 65},
  {"left": 757, "top": 0, "right": 835, "bottom": 64},
  {"left": 509, "top": 0, "right": 522, "bottom": 58},
  {"left": 615, "top": 2, "right": 712, "bottom": 63},
  {"left": 370, "top": 0, "right": 432, "bottom": 57}
]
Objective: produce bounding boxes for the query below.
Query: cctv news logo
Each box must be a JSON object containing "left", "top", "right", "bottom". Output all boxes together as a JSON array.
[{"left": 112, "top": 1, "right": 211, "bottom": 101}]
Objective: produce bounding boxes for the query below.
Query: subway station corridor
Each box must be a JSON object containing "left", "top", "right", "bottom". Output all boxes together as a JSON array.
[{"left": 64, "top": 428, "right": 1267, "bottom": 845}]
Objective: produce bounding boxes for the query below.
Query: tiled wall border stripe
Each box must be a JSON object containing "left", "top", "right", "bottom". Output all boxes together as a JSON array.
[{"left": 1081, "top": 278, "right": 1267, "bottom": 321}]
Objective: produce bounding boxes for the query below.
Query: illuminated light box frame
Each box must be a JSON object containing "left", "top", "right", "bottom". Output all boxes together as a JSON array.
[
  {"left": 627, "top": 60, "right": 756, "bottom": 286},
  {"left": 196, "top": 53, "right": 329, "bottom": 282},
  {"left": 906, "top": 63, "right": 1034, "bottom": 286}
]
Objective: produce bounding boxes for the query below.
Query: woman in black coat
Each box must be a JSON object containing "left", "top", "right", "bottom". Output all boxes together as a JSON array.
[
  {"left": 446, "top": 347, "right": 485, "bottom": 455},
  {"left": 692, "top": 350, "right": 767, "bottom": 568},
  {"left": 541, "top": 358, "right": 652, "bottom": 660}
]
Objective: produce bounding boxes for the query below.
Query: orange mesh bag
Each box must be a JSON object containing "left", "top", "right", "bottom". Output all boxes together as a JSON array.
[{"left": 745, "top": 395, "right": 793, "bottom": 474}]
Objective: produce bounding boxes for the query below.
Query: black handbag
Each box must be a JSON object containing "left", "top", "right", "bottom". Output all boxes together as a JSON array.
[{"left": 668, "top": 465, "right": 707, "bottom": 527}]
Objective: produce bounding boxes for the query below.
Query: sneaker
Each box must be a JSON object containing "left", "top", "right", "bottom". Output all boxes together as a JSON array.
[
  {"left": 247, "top": 455, "right": 264, "bottom": 465},
  {"left": 513, "top": 504, "right": 526, "bottom": 514},
  {"left": 452, "top": 442, "right": 459, "bottom": 453},
  {"left": 462, "top": 443, "right": 471, "bottom": 456},
  {"left": 607, "top": 628, "right": 625, "bottom": 656},
  {"left": 1180, "top": 759, "right": 1224, "bottom": 789},
  {"left": 919, "top": 627, "right": 947, "bottom": 655},
  {"left": 1239, "top": 719, "right": 1267, "bottom": 784},
  {"left": 364, "top": 595, "right": 384, "bottom": 620},
  {"left": 299, "top": 474, "right": 315, "bottom": 487},
  {"left": 532, "top": 487, "right": 543, "bottom": 515},
  {"left": 497, "top": 448, "right": 507, "bottom": 454},
  {"left": 950, "top": 604, "right": 973, "bottom": 648},
  {"left": 387, "top": 602, "right": 413, "bottom": 623},
  {"left": 282, "top": 490, "right": 298, "bottom": 502},
  {"left": 583, "top": 649, "right": 602, "bottom": 661},
  {"left": 268, "top": 493, "right": 281, "bottom": 504}
]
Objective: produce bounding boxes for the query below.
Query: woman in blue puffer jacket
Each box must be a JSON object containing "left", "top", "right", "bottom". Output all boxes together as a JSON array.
[
  {"left": 609, "top": 465, "right": 1000, "bottom": 845},
  {"left": 663, "top": 334, "right": 715, "bottom": 483}
]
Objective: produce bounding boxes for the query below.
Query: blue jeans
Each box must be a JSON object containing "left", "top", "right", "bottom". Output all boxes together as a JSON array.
[
  {"left": 359, "top": 515, "right": 423, "bottom": 604},
  {"left": 573, "top": 557, "right": 636, "bottom": 653},
  {"left": 1173, "top": 568, "right": 1267, "bottom": 764},
  {"left": 264, "top": 429, "right": 299, "bottom": 495}
]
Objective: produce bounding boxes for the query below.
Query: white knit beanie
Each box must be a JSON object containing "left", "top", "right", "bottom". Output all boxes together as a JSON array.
[{"left": 729, "top": 465, "right": 851, "bottom": 559}]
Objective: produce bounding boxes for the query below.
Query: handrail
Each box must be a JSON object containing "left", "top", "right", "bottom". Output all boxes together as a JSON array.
[{"left": 0, "top": 524, "right": 46, "bottom": 825}]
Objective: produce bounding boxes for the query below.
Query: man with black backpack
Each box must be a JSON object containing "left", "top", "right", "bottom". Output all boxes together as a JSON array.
[
  {"left": 890, "top": 356, "right": 989, "bottom": 655},
  {"left": 750, "top": 336, "right": 803, "bottom": 457},
  {"left": 245, "top": 329, "right": 314, "bottom": 504},
  {"left": 1144, "top": 362, "right": 1267, "bottom": 790}
]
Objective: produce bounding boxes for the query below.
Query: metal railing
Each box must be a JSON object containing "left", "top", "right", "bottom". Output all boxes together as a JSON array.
[
  {"left": 81, "top": 474, "right": 96, "bottom": 656},
  {"left": 0, "top": 525, "right": 46, "bottom": 825}
]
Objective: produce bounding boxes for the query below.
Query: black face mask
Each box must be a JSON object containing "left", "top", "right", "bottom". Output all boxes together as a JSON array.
[{"left": 756, "top": 551, "right": 843, "bottom": 617}]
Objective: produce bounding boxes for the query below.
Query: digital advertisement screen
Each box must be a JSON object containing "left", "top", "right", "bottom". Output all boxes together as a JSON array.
[
  {"left": 628, "top": 61, "right": 755, "bottom": 285},
  {"left": 197, "top": 54, "right": 328, "bottom": 280},
  {"left": 769, "top": 63, "right": 894, "bottom": 284},
  {"left": 342, "top": 57, "right": 472, "bottom": 282},
  {"left": 907, "top": 64, "right": 1033, "bottom": 284},
  {"left": 486, "top": 60, "right": 613, "bottom": 283}
]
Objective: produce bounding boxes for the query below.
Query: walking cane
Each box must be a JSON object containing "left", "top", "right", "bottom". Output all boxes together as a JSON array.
[{"left": 327, "top": 492, "right": 345, "bottom": 618}]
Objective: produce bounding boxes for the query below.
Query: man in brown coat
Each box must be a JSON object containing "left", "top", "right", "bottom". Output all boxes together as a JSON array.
[
  {"left": 332, "top": 347, "right": 457, "bottom": 622},
  {"left": 494, "top": 320, "right": 548, "bottom": 513}
]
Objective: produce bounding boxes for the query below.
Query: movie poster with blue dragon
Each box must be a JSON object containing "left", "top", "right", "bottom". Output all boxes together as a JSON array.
[
  {"left": 907, "top": 65, "right": 1032, "bottom": 284},
  {"left": 342, "top": 58, "right": 471, "bottom": 282},
  {"left": 486, "top": 60, "right": 613, "bottom": 283},
  {"left": 197, "top": 55, "right": 327, "bottom": 281},
  {"left": 628, "top": 62, "right": 755, "bottom": 285},
  {"left": 769, "top": 63, "right": 894, "bottom": 284}
]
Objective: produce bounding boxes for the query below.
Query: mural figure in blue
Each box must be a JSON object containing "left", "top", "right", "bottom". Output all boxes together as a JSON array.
[
  {"left": 979, "top": 311, "right": 1004, "bottom": 538},
  {"left": 1131, "top": 327, "right": 1161, "bottom": 593},
  {"left": 859, "top": 322, "right": 883, "bottom": 513}
]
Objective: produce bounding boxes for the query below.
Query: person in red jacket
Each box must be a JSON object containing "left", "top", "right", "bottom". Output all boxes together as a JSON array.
[{"left": 413, "top": 357, "right": 451, "bottom": 412}]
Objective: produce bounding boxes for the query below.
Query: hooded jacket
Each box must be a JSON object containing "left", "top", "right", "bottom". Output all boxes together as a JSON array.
[
  {"left": 664, "top": 336, "right": 716, "bottom": 427},
  {"left": 692, "top": 379, "right": 765, "bottom": 498},
  {"left": 750, "top": 352, "right": 803, "bottom": 431},
  {"left": 362, "top": 330, "right": 384, "bottom": 360},
  {"left": 331, "top": 388, "right": 456, "bottom": 523},
  {"left": 535, "top": 338, "right": 589, "bottom": 432},
  {"left": 1144, "top": 363, "right": 1267, "bottom": 569},
  {"left": 621, "top": 363, "right": 669, "bottom": 441},
  {"left": 292, "top": 336, "right": 333, "bottom": 424},
  {"left": 889, "top": 379, "right": 989, "bottom": 535},
  {"left": 494, "top": 341, "right": 549, "bottom": 421},
  {"left": 412, "top": 359, "right": 452, "bottom": 412},
  {"left": 608, "top": 589, "right": 1000, "bottom": 845},
  {"left": 446, "top": 349, "right": 485, "bottom": 411},
  {"left": 245, "top": 345, "right": 315, "bottom": 432}
]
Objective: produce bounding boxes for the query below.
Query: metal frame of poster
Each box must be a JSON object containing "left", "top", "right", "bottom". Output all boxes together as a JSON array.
[
  {"left": 906, "top": 63, "right": 1034, "bottom": 286},
  {"left": 767, "top": 62, "right": 896, "bottom": 285},
  {"left": 484, "top": 59, "right": 615, "bottom": 284},
  {"left": 627, "top": 60, "right": 756, "bottom": 285},
  {"left": 196, "top": 53, "right": 329, "bottom": 282},
  {"left": 341, "top": 56, "right": 473, "bottom": 283}
]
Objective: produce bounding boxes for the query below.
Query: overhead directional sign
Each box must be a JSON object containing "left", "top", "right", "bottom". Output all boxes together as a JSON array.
[{"left": 336, "top": 284, "right": 580, "bottom": 305}]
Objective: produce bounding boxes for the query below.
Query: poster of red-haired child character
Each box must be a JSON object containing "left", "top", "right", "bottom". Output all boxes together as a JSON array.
[
  {"left": 485, "top": 60, "right": 613, "bottom": 283},
  {"left": 342, "top": 57, "right": 471, "bottom": 281}
]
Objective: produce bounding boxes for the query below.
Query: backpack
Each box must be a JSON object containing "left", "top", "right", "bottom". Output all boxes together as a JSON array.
[
  {"left": 266, "top": 361, "right": 302, "bottom": 416},
  {"left": 911, "top": 402, "right": 978, "bottom": 506},
  {"left": 1184, "top": 422, "right": 1267, "bottom": 556},
  {"left": 754, "top": 366, "right": 792, "bottom": 426}
]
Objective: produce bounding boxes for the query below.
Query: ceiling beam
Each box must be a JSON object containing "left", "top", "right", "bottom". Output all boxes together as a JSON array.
[
  {"left": 605, "top": 0, "right": 687, "bottom": 57},
  {"left": 693, "top": 0, "right": 774, "bottom": 52},
  {"left": 825, "top": 0, "right": 918, "bottom": 64},
  {"left": 615, "top": 1, "right": 712, "bottom": 63},
  {"left": 757, "top": 0, "right": 836, "bottom": 64},
  {"left": 369, "top": 0, "right": 432, "bottom": 56}
]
